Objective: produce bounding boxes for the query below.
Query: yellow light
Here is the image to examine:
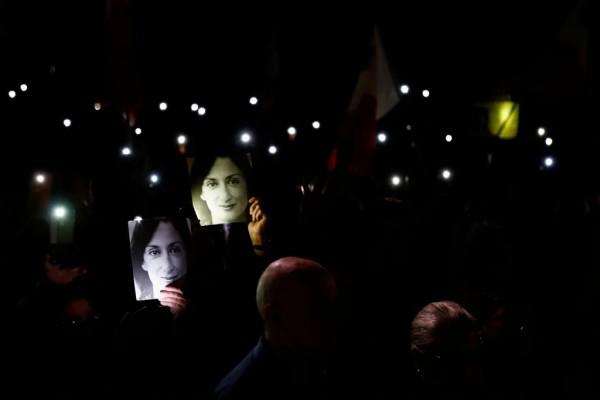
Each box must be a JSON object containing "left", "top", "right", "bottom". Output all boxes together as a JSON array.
[{"left": 487, "top": 101, "right": 519, "bottom": 139}]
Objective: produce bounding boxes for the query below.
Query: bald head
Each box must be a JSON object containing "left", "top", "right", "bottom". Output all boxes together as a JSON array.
[{"left": 256, "top": 257, "right": 337, "bottom": 352}]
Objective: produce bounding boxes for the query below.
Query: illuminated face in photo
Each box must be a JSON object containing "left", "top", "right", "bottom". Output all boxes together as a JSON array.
[
  {"left": 200, "top": 156, "right": 249, "bottom": 224},
  {"left": 142, "top": 220, "right": 188, "bottom": 298}
]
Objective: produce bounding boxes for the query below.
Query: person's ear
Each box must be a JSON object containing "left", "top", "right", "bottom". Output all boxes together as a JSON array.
[
  {"left": 141, "top": 262, "right": 148, "bottom": 271},
  {"left": 200, "top": 191, "right": 206, "bottom": 201}
]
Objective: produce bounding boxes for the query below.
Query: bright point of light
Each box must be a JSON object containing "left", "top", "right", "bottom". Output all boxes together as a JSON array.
[
  {"left": 249, "top": 97, "right": 258, "bottom": 105},
  {"left": 121, "top": 147, "right": 131, "bottom": 156},
  {"left": 53, "top": 206, "right": 67, "bottom": 218},
  {"left": 445, "top": 134, "right": 453, "bottom": 143},
  {"left": 391, "top": 175, "right": 401, "bottom": 186},
  {"left": 20, "top": 84, "right": 28, "bottom": 92},
  {"left": 406, "top": 125, "right": 412, "bottom": 131},
  {"left": 35, "top": 174, "right": 46, "bottom": 184},
  {"left": 377, "top": 133, "right": 387, "bottom": 143},
  {"left": 198, "top": 107, "right": 206, "bottom": 115},
  {"left": 159, "top": 102, "right": 167, "bottom": 111},
  {"left": 441, "top": 169, "right": 452, "bottom": 180},
  {"left": 422, "top": 89, "right": 430, "bottom": 98},
  {"left": 545, "top": 138, "right": 553, "bottom": 146},
  {"left": 8, "top": 90, "right": 16, "bottom": 98},
  {"left": 94, "top": 102, "right": 102, "bottom": 111},
  {"left": 241, "top": 132, "right": 251, "bottom": 143},
  {"left": 287, "top": 127, "right": 297, "bottom": 135},
  {"left": 177, "top": 134, "right": 187, "bottom": 145},
  {"left": 150, "top": 174, "right": 159, "bottom": 183},
  {"left": 400, "top": 84, "right": 409, "bottom": 94},
  {"left": 63, "top": 119, "right": 72, "bottom": 127},
  {"left": 537, "top": 127, "right": 546, "bottom": 136},
  {"left": 312, "top": 121, "right": 320, "bottom": 129},
  {"left": 268, "top": 145, "right": 277, "bottom": 154},
  {"left": 191, "top": 103, "right": 199, "bottom": 111},
  {"left": 135, "top": 127, "right": 142, "bottom": 135},
  {"left": 134, "top": 216, "right": 143, "bottom": 222},
  {"left": 544, "top": 157, "right": 554, "bottom": 167}
]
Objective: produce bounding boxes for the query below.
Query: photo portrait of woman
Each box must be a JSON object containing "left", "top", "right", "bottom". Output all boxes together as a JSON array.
[
  {"left": 189, "top": 148, "right": 254, "bottom": 226},
  {"left": 128, "top": 216, "right": 192, "bottom": 301}
]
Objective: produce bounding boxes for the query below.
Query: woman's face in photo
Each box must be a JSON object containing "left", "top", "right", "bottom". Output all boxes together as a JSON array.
[
  {"left": 142, "top": 220, "right": 188, "bottom": 295},
  {"left": 200, "top": 156, "right": 248, "bottom": 224}
]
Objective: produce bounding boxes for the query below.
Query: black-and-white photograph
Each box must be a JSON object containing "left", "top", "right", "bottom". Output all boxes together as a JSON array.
[
  {"left": 127, "top": 217, "right": 192, "bottom": 301},
  {"left": 188, "top": 150, "right": 254, "bottom": 226}
]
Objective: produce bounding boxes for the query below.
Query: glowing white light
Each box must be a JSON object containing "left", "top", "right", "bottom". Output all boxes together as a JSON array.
[
  {"left": 544, "top": 157, "right": 554, "bottom": 167},
  {"left": 241, "top": 132, "right": 251, "bottom": 143},
  {"left": 537, "top": 127, "right": 546, "bottom": 136},
  {"left": 249, "top": 97, "right": 258, "bottom": 105},
  {"left": 422, "top": 89, "right": 430, "bottom": 98},
  {"left": 391, "top": 175, "right": 402, "bottom": 186},
  {"left": 150, "top": 174, "right": 159, "bottom": 183},
  {"left": 20, "top": 84, "right": 28, "bottom": 92},
  {"left": 377, "top": 133, "right": 387, "bottom": 143},
  {"left": 400, "top": 84, "right": 409, "bottom": 94},
  {"left": 545, "top": 138, "right": 553, "bottom": 146},
  {"left": 287, "top": 127, "right": 297, "bottom": 135},
  {"left": 445, "top": 134, "right": 453, "bottom": 143},
  {"left": 121, "top": 147, "right": 131, "bottom": 155},
  {"left": 406, "top": 125, "right": 412, "bottom": 131},
  {"left": 198, "top": 107, "right": 206, "bottom": 115},
  {"left": 177, "top": 134, "right": 187, "bottom": 145},
  {"left": 53, "top": 206, "right": 66, "bottom": 218},
  {"left": 63, "top": 119, "right": 72, "bottom": 127},
  {"left": 191, "top": 103, "right": 199, "bottom": 111},
  {"left": 35, "top": 174, "right": 46, "bottom": 184},
  {"left": 159, "top": 102, "right": 167, "bottom": 111},
  {"left": 8, "top": 90, "right": 16, "bottom": 98},
  {"left": 268, "top": 145, "right": 277, "bottom": 154},
  {"left": 135, "top": 127, "right": 142, "bottom": 135},
  {"left": 441, "top": 169, "right": 452, "bottom": 180},
  {"left": 312, "top": 121, "right": 320, "bottom": 129},
  {"left": 94, "top": 102, "right": 101, "bottom": 111},
  {"left": 134, "top": 216, "right": 143, "bottom": 222}
]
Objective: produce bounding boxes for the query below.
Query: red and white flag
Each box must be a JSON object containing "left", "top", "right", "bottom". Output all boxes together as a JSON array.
[{"left": 327, "top": 26, "right": 400, "bottom": 176}]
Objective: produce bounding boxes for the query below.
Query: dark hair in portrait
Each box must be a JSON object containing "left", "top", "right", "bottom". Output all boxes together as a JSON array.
[
  {"left": 128, "top": 216, "right": 192, "bottom": 301},
  {"left": 188, "top": 145, "right": 254, "bottom": 226}
]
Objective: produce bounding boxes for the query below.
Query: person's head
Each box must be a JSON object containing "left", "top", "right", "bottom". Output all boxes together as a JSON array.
[
  {"left": 410, "top": 300, "right": 483, "bottom": 395},
  {"left": 129, "top": 217, "right": 191, "bottom": 300},
  {"left": 189, "top": 147, "right": 253, "bottom": 225},
  {"left": 256, "top": 256, "right": 338, "bottom": 354}
]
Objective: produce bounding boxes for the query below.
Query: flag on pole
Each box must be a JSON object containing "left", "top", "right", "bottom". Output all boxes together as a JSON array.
[{"left": 327, "top": 26, "right": 400, "bottom": 176}]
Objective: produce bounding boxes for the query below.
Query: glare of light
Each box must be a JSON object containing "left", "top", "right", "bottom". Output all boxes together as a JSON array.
[
  {"left": 422, "top": 89, "right": 430, "bottom": 98},
  {"left": 191, "top": 103, "right": 199, "bottom": 111},
  {"left": 312, "top": 121, "right": 320, "bottom": 129},
  {"left": 406, "top": 125, "right": 412, "bottom": 131},
  {"left": 8, "top": 90, "right": 16, "bottom": 98},
  {"left": 249, "top": 97, "right": 258, "bottom": 105},
  {"left": 150, "top": 174, "right": 159, "bottom": 183},
  {"left": 391, "top": 175, "right": 402, "bottom": 186},
  {"left": 268, "top": 145, "right": 277, "bottom": 154},
  {"left": 20, "top": 84, "right": 28, "bottom": 92},
  {"left": 135, "top": 127, "right": 142, "bottom": 135},
  {"left": 177, "top": 134, "right": 187, "bottom": 145},
  {"left": 35, "top": 174, "right": 46, "bottom": 184},
  {"left": 53, "top": 206, "right": 66, "bottom": 219},
  {"left": 287, "top": 127, "right": 297, "bottom": 135},
  {"left": 121, "top": 147, "right": 131, "bottom": 156},
  {"left": 241, "top": 132, "right": 251, "bottom": 143},
  {"left": 134, "top": 216, "right": 143, "bottom": 222},
  {"left": 445, "top": 134, "right": 453, "bottom": 143},
  {"left": 537, "top": 127, "right": 546, "bottom": 136},
  {"left": 545, "top": 138, "right": 553, "bottom": 146},
  {"left": 400, "top": 84, "right": 409, "bottom": 94},
  {"left": 159, "top": 102, "right": 167, "bottom": 111},
  {"left": 198, "top": 107, "right": 206, "bottom": 115},
  {"left": 377, "top": 132, "right": 387, "bottom": 143},
  {"left": 63, "top": 119, "right": 72, "bottom": 127},
  {"left": 94, "top": 102, "right": 101, "bottom": 111},
  {"left": 544, "top": 157, "right": 554, "bottom": 167},
  {"left": 441, "top": 169, "right": 452, "bottom": 180}
]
